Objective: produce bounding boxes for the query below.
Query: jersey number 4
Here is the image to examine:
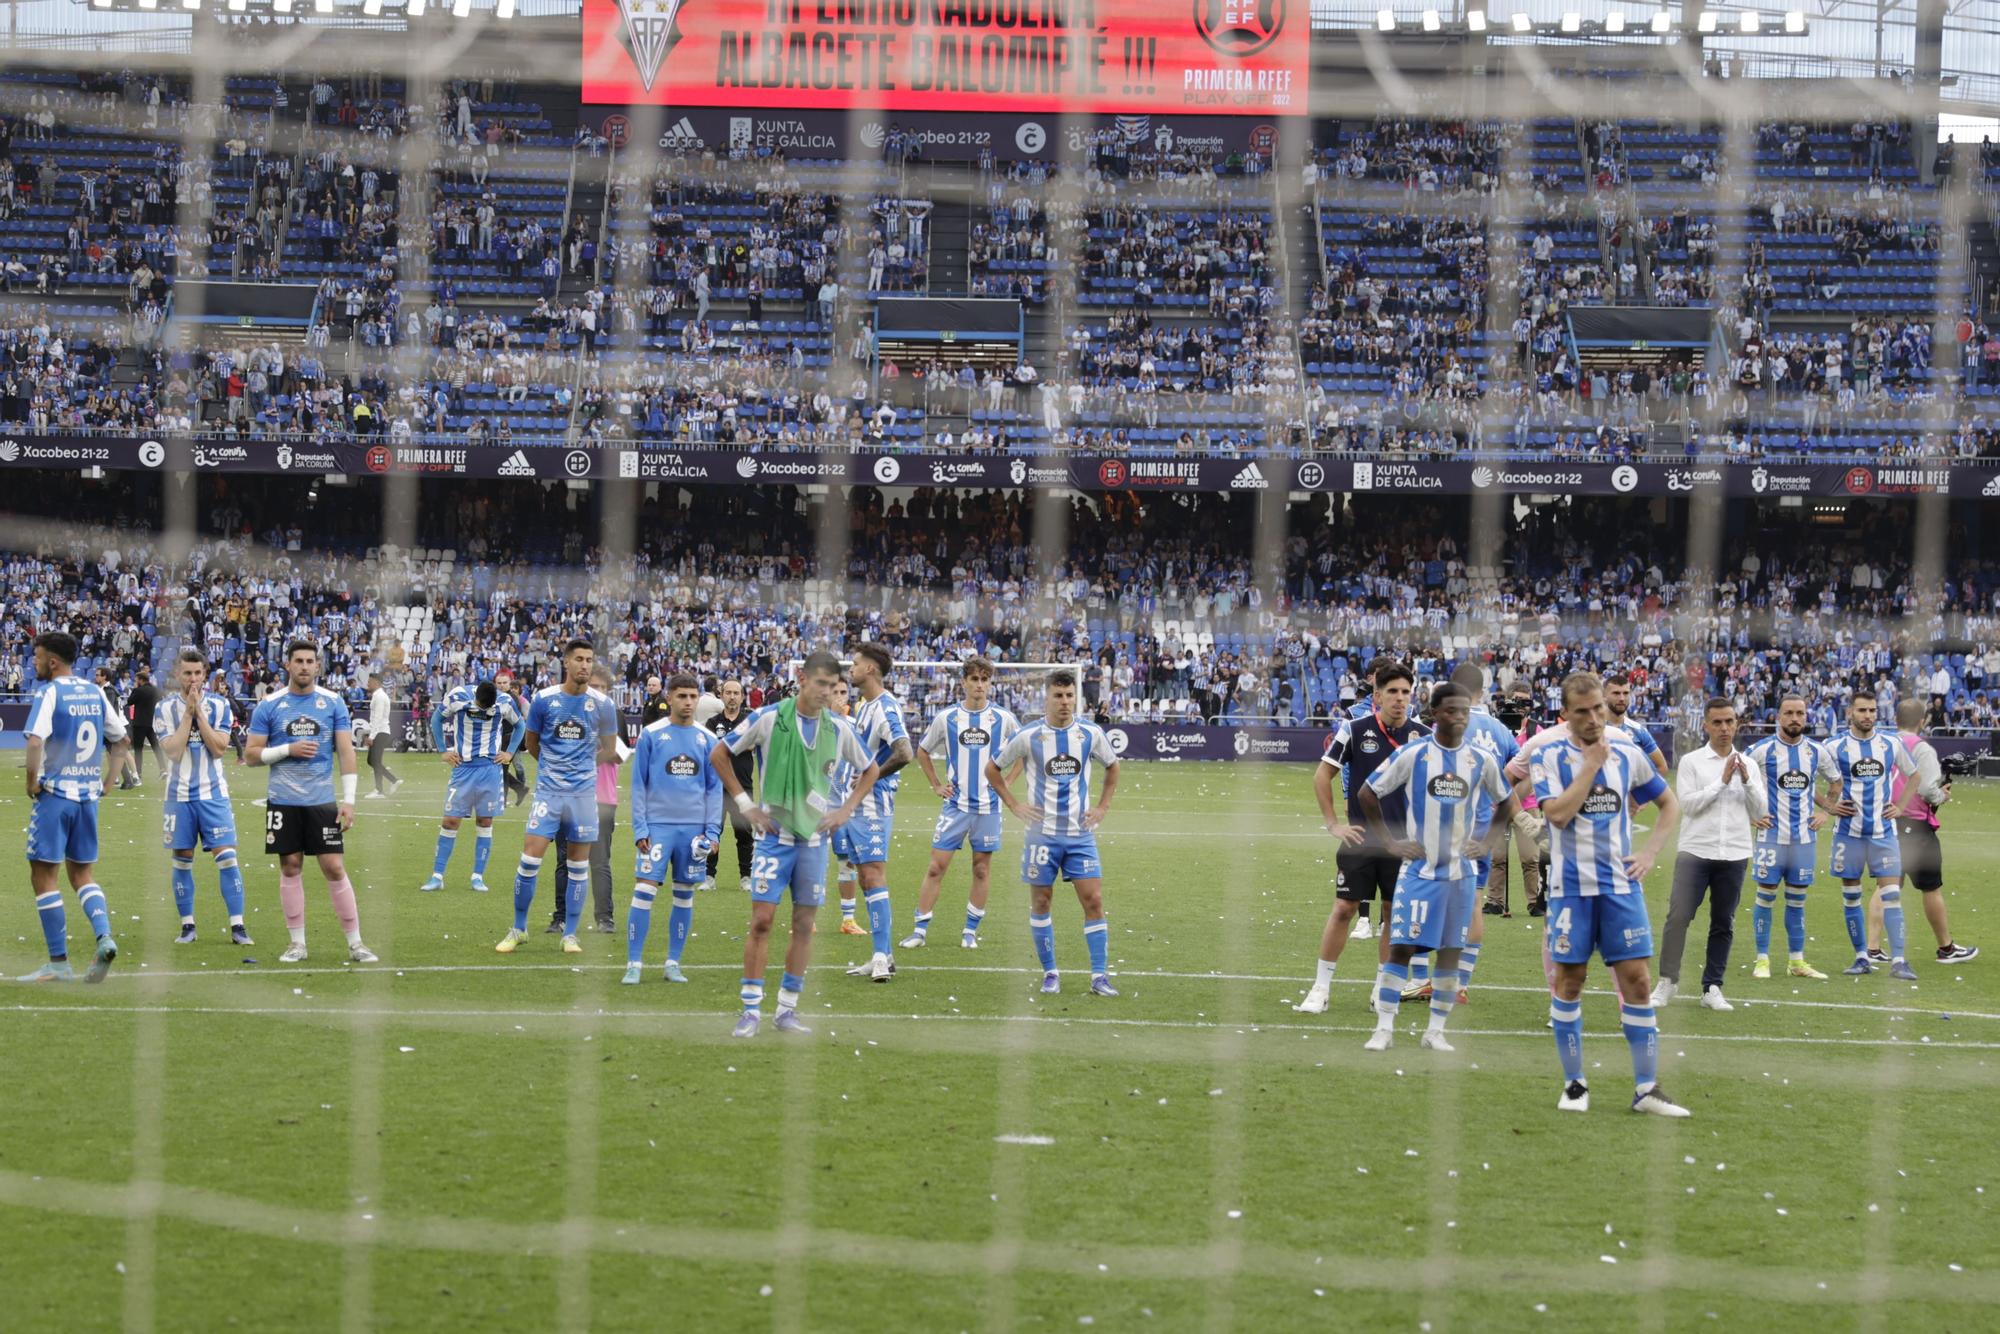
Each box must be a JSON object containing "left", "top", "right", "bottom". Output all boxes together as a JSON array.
[{"left": 1550, "top": 906, "right": 1573, "bottom": 934}]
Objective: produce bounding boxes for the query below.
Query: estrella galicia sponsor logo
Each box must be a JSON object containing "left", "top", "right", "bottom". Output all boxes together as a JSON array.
[
  {"left": 958, "top": 727, "right": 991, "bottom": 747},
  {"left": 666, "top": 755, "right": 699, "bottom": 778},
  {"left": 1426, "top": 773, "right": 1470, "bottom": 801},
  {"left": 1046, "top": 753, "right": 1083, "bottom": 776},
  {"left": 553, "top": 718, "right": 589, "bottom": 742},
  {"left": 1777, "top": 770, "right": 1810, "bottom": 792},
  {"left": 1852, "top": 757, "right": 1885, "bottom": 779},
  {"left": 1580, "top": 784, "right": 1623, "bottom": 817}
]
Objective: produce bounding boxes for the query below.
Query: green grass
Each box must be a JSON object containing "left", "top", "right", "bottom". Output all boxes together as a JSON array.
[{"left": 2, "top": 759, "right": 1998, "bottom": 1332}]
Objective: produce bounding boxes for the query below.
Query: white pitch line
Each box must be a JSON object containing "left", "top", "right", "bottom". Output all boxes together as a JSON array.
[
  {"left": 8, "top": 1002, "right": 2000, "bottom": 1051},
  {"left": 61, "top": 959, "right": 2000, "bottom": 1024}
]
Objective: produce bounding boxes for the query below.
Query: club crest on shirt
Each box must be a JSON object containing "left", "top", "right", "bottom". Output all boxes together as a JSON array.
[
  {"left": 1046, "top": 754, "right": 1082, "bottom": 777},
  {"left": 315, "top": 697, "right": 326, "bottom": 710},
  {"left": 1580, "top": 785, "right": 1623, "bottom": 817}
]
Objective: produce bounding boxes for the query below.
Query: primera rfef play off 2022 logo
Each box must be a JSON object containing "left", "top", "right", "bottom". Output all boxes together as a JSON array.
[{"left": 1194, "top": 0, "right": 1288, "bottom": 57}]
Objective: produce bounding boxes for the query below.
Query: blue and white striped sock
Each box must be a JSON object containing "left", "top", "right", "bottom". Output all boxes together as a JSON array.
[
  {"left": 1783, "top": 892, "right": 1808, "bottom": 957},
  {"left": 865, "top": 886, "right": 892, "bottom": 955},
  {"left": 34, "top": 890, "right": 66, "bottom": 961},
  {"left": 627, "top": 884, "right": 656, "bottom": 965},
  {"left": 1426, "top": 969, "right": 1460, "bottom": 1032},
  {"left": 740, "top": 976, "right": 765, "bottom": 1015},
  {"left": 1551, "top": 998, "right": 1584, "bottom": 1082},
  {"left": 563, "top": 859, "right": 590, "bottom": 934},
  {"left": 777, "top": 971, "right": 804, "bottom": 1014},
  {"left": 1030, "top": 913, "right": 1056, "bottom": 972},
  {"left": 512, "top": 854, "right": 541, "bottom": 931},
  {"left": 431, "top": 827, "right": 457, "bottom": 878},
  {"left": 171, "top": 856, "right": 197, "bottom": 921},
  {"left": 1842, "top": 887, "right": 1867, "bottom": 955},
  {"left": 668, "top": 888, "right": 696, "bottom": 962},
  {"left": 1881, "top": 887, "right": 1907, "bottom": 962},
  {"left": 1083, "top": 915, "right": 1109, "bottom": 975},
  {"left": 1374, "top": 961, "right": 1409, "bottom": 1029},
  {"left": 472, "top": 829, "right": 495, "bottom": 879},
  {"left": 911, "top": 910, "right": 933, "bottom": 940},
  {"left": 1621, "top": 1003, "right": 1659, "bottom": 1094},
  {"left": 1457, "top": 942, "right": 1481, "bottom": 986},
  {"left": 1407, "top": 954, "right": 1431, "bottom": 987},
  {"left": 1752, "top": 888, "right": 1777, "bottom": 955},
  {"left": 75, "top": 883, "right": 111, "bottom": 941},
  {"left": 963, "top": 904, "right": 985, "bottom": 937},
  {"left": 214, "top": 848, "right": 246, "bottom": 921}
]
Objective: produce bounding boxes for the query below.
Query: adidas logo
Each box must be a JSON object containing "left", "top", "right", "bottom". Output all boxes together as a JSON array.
[
  {"left": 659, "top": 116, "right": 703, "bottom": 150},
  {"left": 497, "top": 450, "right": 537, "bottom": 478},
  {"left": 1228, "top": 461, "right": 1268, "bottom": 490},
  {"left": 1984, "top": 475, "right": 2000, "bottom": 498}
]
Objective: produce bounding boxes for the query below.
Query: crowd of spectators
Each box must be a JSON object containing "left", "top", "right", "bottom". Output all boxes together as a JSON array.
[{"left": 11, "top": 480, "right": 2000, "bottom": 747}]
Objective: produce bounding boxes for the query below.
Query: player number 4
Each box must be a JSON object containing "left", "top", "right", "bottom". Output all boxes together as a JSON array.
[{"left": 1551, "top": 906, "right": 1572, "bottom": 934}]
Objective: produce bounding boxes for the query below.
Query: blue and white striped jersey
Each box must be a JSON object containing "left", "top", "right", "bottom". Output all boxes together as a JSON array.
[
  {"left": 248, "top": 686, "right": 352, "bottom": 807},
  {"left": 995, "top": 721, "right": 1115, "bottom": 838},
  {"left": 629, "top": 720, "right": 723, "bottom": 845},
  {"left": 920, "top": 703, "right": 1021, "bottom": 815},
  {"left": 1531, "top": 739, "right": 1668, "bottom": 898},
  {"left": 851, "top": 690, "right": 910, "bottom": 819},
  {"left": 524, "top": 686, "right": 616, "bottom": 794},
  {"left": 1822, "top": 730, "right": 1916, "bottom": 840},
  {"left": 155, "top": 692, "right": 235, "bottom": 802},
  {"left": 1365, "top": 738, "right": 1508, "bottom": 881},
  {"left": 720, "top": 704, "right": 873, "bottom": 848},
  {"left": 1616, "top": 716, "right": 1663, "bottom": 762},
  {"left": 27, "top": 675, "right": 127, "bottom": 802},
  {"left": 433, "top": 685, "right": 525, "bottom": 769},
  {"left": 1743, "top": 735, "right": 1837, "bottom": 844},
  {"left": 1462, "top": 708, "right": 1520, "bottom": 835}
]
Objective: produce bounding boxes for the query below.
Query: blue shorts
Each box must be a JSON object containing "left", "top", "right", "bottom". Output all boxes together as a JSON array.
[
  {"left": 526, "top": 789, "right": 598, "bottom": 843},
  {"left": 27, "top": 794, "right": 99, "bottom": 864},
  {"left": 1752, "top": 837, "right": 1815, "bottom": 888},
  {"left": 163, "top": 796, "right": 238, "bottom": 851},
  {"left": 1389, "top": 871, "right": 1477, "bottom": 953},
  {"left": 1022, "top": 831, "right": 1102, "bottom": 886},
  {"left": 635, "top": 824, "right": 709, "bottom": 886},
  {"left": 749, "top": 834, "right": 828, "bottom": 907},
  {"left": 839, "top": 811, "right": 891, "bottom": 865},
  {"left": 1546, "top": 893, "right": 1654, "bottom": 965},
  {"left": 1830, "top": 833, "right": 1901, "bottom": 880},
  {"left": 444, "top": 765, "right": 504, "bottom": 819},
  {"left": 933, "top": 807, "right": 1002, "bottom": 853}
]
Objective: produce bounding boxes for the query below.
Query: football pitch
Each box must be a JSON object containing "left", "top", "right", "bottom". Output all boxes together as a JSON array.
[{"left": 2, "top": 759, "right": 1996, "bottom": 1333}]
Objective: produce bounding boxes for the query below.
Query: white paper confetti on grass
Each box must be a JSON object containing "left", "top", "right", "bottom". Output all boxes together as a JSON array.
[
  {"left": 994, "top": 1134, "right": 1054, "bottom": 1146},
  {"left": 397, "top": 1046, "right": 415, "bottom": 1053}
]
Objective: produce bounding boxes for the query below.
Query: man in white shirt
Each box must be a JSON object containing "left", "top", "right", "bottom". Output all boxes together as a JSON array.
[
  {"left": 364, "top": 673, "right": 402, "bottom": 798},
  {"left": 1653, "top": 698, "right": 1767, "bottom": 1012}
]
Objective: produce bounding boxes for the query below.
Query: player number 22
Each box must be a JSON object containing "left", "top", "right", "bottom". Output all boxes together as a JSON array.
[{"left": 751, "top": 855, "right": 779, "bottom": 883}]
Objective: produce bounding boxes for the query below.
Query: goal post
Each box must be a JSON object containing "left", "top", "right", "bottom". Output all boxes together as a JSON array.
[{"left": 785, "top": 658, "right": 1091, "bottom": 725}]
